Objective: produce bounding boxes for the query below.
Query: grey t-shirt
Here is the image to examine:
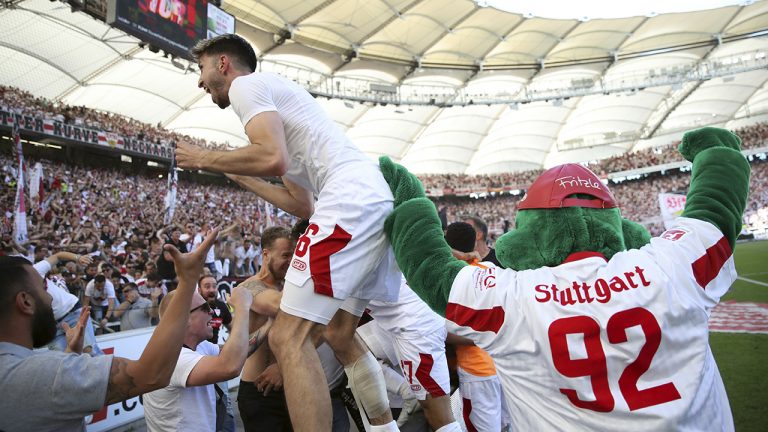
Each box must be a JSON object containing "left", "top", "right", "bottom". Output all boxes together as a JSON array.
[
  {"left": 120, "top": 297, "right": 154, "bottom": 331},
  {"left": 0, "top": 342, "right": 113, "bottom": 431}
]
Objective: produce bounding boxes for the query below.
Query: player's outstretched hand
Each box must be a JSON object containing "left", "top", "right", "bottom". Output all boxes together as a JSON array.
[
  {"left": 226, "top": 285, "right": 254, "bottom": 313},
  {"left": 163, "top": 228, "right": 219, "bottom": 281},
  {"left": 175, "top": 141, "right": 208, "bottom": 171}
]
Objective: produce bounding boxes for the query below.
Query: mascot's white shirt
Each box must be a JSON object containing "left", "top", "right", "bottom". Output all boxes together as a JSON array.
[{"left": 446, "top": 217, "right": 734, "bottom": 431}]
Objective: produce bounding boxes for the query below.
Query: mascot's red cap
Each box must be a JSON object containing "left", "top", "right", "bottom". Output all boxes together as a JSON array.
[{"left": 518, "top": 164, "right": 617, "bottom": 210}]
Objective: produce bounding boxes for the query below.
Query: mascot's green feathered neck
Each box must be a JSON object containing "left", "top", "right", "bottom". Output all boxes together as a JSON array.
[{"left": 496, "top": 206, "right": 652, "bottom": 271}]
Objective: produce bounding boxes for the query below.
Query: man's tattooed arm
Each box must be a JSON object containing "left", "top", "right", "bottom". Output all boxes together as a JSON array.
[
  {"left": 239, "top": 277, "right": 282, "bottom": 317},
  {"left": 105, "top": 358, "right": 144, "bottom": 405}
]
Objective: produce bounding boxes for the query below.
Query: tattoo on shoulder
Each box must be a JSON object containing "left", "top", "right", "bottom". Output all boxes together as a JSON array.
[
  {"left": 105, "top": 357, "right": 139, "bottom": 405},
  {"left": 238, "top": 278, "right": 271, "bottom": 296}
]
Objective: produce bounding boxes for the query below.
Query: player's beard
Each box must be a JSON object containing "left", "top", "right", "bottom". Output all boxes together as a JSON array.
[
  {"left": 208, "top": 75, "right": 230, "bottom": 109},
  {"left": 31, "top": 294, "right": 58, "bottom": 348},
  {"left": 269, "top": 260, "right": 288, "bottom": 282}
]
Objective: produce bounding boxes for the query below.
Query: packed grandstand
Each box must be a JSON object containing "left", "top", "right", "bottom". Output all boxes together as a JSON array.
[{"left": 3, "top": 84, "right": 767, "bottom": 267}]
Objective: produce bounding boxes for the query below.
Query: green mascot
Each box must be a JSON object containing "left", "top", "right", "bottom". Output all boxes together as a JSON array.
[{"left": 380, "top": 127, "right": 750, "bottom": 430}]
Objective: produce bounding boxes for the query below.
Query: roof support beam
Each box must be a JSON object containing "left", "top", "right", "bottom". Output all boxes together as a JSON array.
[
  {"left": 0, "top": 41, "right": 81, "bottom": 84},
  {"left": 56, "top": 46, "right": 143, "bottom": 102}
]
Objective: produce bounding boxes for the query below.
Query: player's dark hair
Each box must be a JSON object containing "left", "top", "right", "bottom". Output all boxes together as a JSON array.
[
  {"left": 0, "top": 256, "right": 33, "bottom": 314},
  {"left": 261, "top": 227, "right": 292, "bottom": 250},
  {"left": 191, "top": 34, "right": 257, "bottom": 73},
  {"left": 94, "top": 274, "right": 106, "bottom": 283},
  {"left": 198, "top": 274, "right": 217, "bottom": 285},
  {"left": 465, "top": 215, "right": 488, "bottom": 241},
  {"left": 445, "top": 222, "right": 477, "bottom": 253},
  {"left": 290, "top": 219, "right": 310, "bottom": 242}
]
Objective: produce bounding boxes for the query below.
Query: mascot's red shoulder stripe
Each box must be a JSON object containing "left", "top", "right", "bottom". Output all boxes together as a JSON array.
[
  {"left": 562, "top": 251, "right": 607, "bottom": 263},
  {"left": 446, "top": 303, "right": 505, "bottom": 334},
  {"left": 692, "top": 236, "right": 732, "bottom": 289}
]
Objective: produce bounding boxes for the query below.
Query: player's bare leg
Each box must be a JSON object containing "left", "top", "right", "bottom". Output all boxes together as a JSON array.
[
  {"left": 269, "top": 310, "right": 330, "bottom": 431},
  {"left": 325, "top": 309, "right": 396, "bottom": 428},
  {"left": 420, "top": 395, "right": 458, "bottom": 430}
]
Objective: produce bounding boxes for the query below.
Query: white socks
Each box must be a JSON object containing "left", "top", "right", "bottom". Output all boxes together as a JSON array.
[{"left": 370, "top": 420, "right": 400, "bottom": 431}]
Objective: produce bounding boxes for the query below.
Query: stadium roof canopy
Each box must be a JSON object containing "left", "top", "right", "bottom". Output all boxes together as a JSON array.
[{"left": 1, "top": 0, "right": 767, "bottom": 174}]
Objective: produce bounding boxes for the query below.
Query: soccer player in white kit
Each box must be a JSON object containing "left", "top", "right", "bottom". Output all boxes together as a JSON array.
[
  {"left": 380, "top": 127, "right": 750, "bottom": 431},
  {"left": 177, "top": 34, "right": 400, "bottom": 431},
  {"left": 360, "top": 276, "right": 461, "bottom": 431}
]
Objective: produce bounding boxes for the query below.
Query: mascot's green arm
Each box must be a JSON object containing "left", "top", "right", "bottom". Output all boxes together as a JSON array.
[
  {"left": 679, "top": 127, "right": 750, "bottom": 250},
  {"left": 380, "top": 157, "right": 466, "bottom": 316}
]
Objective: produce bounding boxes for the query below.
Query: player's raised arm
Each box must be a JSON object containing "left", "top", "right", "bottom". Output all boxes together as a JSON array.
[
  {"left": 175, "top": 111, "right": 289, "bottom": 177},
  {"left": 104, "top": 229, "right": 219, "bottom": 404},
  {"left": 225, "top": 174, "right": 314, "bottom": 219}
]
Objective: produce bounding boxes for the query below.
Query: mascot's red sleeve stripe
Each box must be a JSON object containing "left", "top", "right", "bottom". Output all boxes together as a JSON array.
[
  {"left": 446, "top": 303, "right": 505, "bottom": 333},
  {"left": 692, "top": 236, "right": 732, "bottom": 289}
]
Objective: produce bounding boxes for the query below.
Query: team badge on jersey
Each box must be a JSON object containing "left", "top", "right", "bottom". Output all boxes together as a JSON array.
[
  {"left": 291, "top": 258, "right": 307, "bottom": 271},
  {"left": 472, "top": 266, "right": 497, "bottom": 291},
  {"left": 661, "top": 228, "right": 691, "bottom": 241}
]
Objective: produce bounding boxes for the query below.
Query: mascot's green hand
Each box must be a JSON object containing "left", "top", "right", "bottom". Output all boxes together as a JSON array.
[
  {"left": 379, "top": 156, "right": 426, "bottom": 207},
  {"left": 384, "top": 198, "right": 466, "bottom": 316},
  {"left": 679, "top": 126, "right": 742, "bottom": 162},
  {"left": 679, "top": 127, "right": 750, "bottom": 249},
  {"left": 379, "top": 157, "right": 465, "bottom": 315}
]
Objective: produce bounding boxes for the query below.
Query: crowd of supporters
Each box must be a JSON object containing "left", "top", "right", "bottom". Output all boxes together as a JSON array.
[
  {"left": 0, "top": 86, "right": 231, "bottom": 151},
  {"left": 2, "top": 83, "right": 767, "bottom": 334},
  {"left": 437, "top": 160, "right": 768, "bottom": 238},
  {"left": 420, "top": 122, "right": 768, "bottom": 192},
  {"left": 3, "top": 85, "right": 767, "bottom": 193},
  {"left": 2, "top": 148, "right": 766, "bottom": 334}
]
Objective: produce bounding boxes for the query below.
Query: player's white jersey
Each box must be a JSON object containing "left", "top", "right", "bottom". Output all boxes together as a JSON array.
[
  {"left": 445, "top": 217, "right": 735, "bottom": 431},
  {"left": 229, "top": 72, "right": 380, "bottom": 196},
  {"left": 368, "top": 276, "right": 446, "bottom": 337}
]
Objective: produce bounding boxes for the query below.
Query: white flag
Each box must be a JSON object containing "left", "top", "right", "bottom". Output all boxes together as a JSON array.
[
  {"left": 163, "top": 161, "right": 178, "bottom": 225},
  {"left": 265, "top": 201, "right": 274, "bottom": 227},
  {"left": 29, "top": 162, "right": 43, "bottom": 210},
  {"left": 658, "top": 193, "right": 687, "bottom": 230}
]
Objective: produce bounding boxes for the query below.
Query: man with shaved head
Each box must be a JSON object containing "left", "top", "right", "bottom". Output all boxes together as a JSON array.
[{"left": 0, "top": 230, "right": 219, "bottom": 431}]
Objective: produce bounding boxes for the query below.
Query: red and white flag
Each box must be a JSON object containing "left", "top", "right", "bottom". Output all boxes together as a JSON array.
[
  {"left": 98, "top": 131, "right": 125, "bottom": 147},
  {"left": 12, "top": 118, "right": 28, "bottom": 245},
  {"left": 43, "top": 119, "right": 54, "bottom": 134}
]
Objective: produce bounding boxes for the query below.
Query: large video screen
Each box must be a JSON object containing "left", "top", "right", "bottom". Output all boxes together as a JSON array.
[
  {"left": 207, "top": 3, "right": 235, "bottom": 38},
  {"left": 107, "top": 0, "right": 208, "bottom": 60}
]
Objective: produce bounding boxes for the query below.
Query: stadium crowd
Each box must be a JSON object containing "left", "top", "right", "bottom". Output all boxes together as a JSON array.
[
  {"left": 0, "top": 85, "right": 232, "bottom": 151},
  {"left": 419, "top": 121, "right": 768, "bottom": 192},
  {"left": 2, "top": 149, "right": 767, "bottom": 335},
  {"left": 1, "top": 81, "right": 767, "bottom": 337},
  {"left": 3, "top": 84, "right": 767, "bottom": 194}
]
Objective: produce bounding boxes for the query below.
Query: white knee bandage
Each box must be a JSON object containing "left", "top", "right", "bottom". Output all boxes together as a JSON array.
[{"left": 345, "top": 351, "right": 391, "bottom": 420}]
